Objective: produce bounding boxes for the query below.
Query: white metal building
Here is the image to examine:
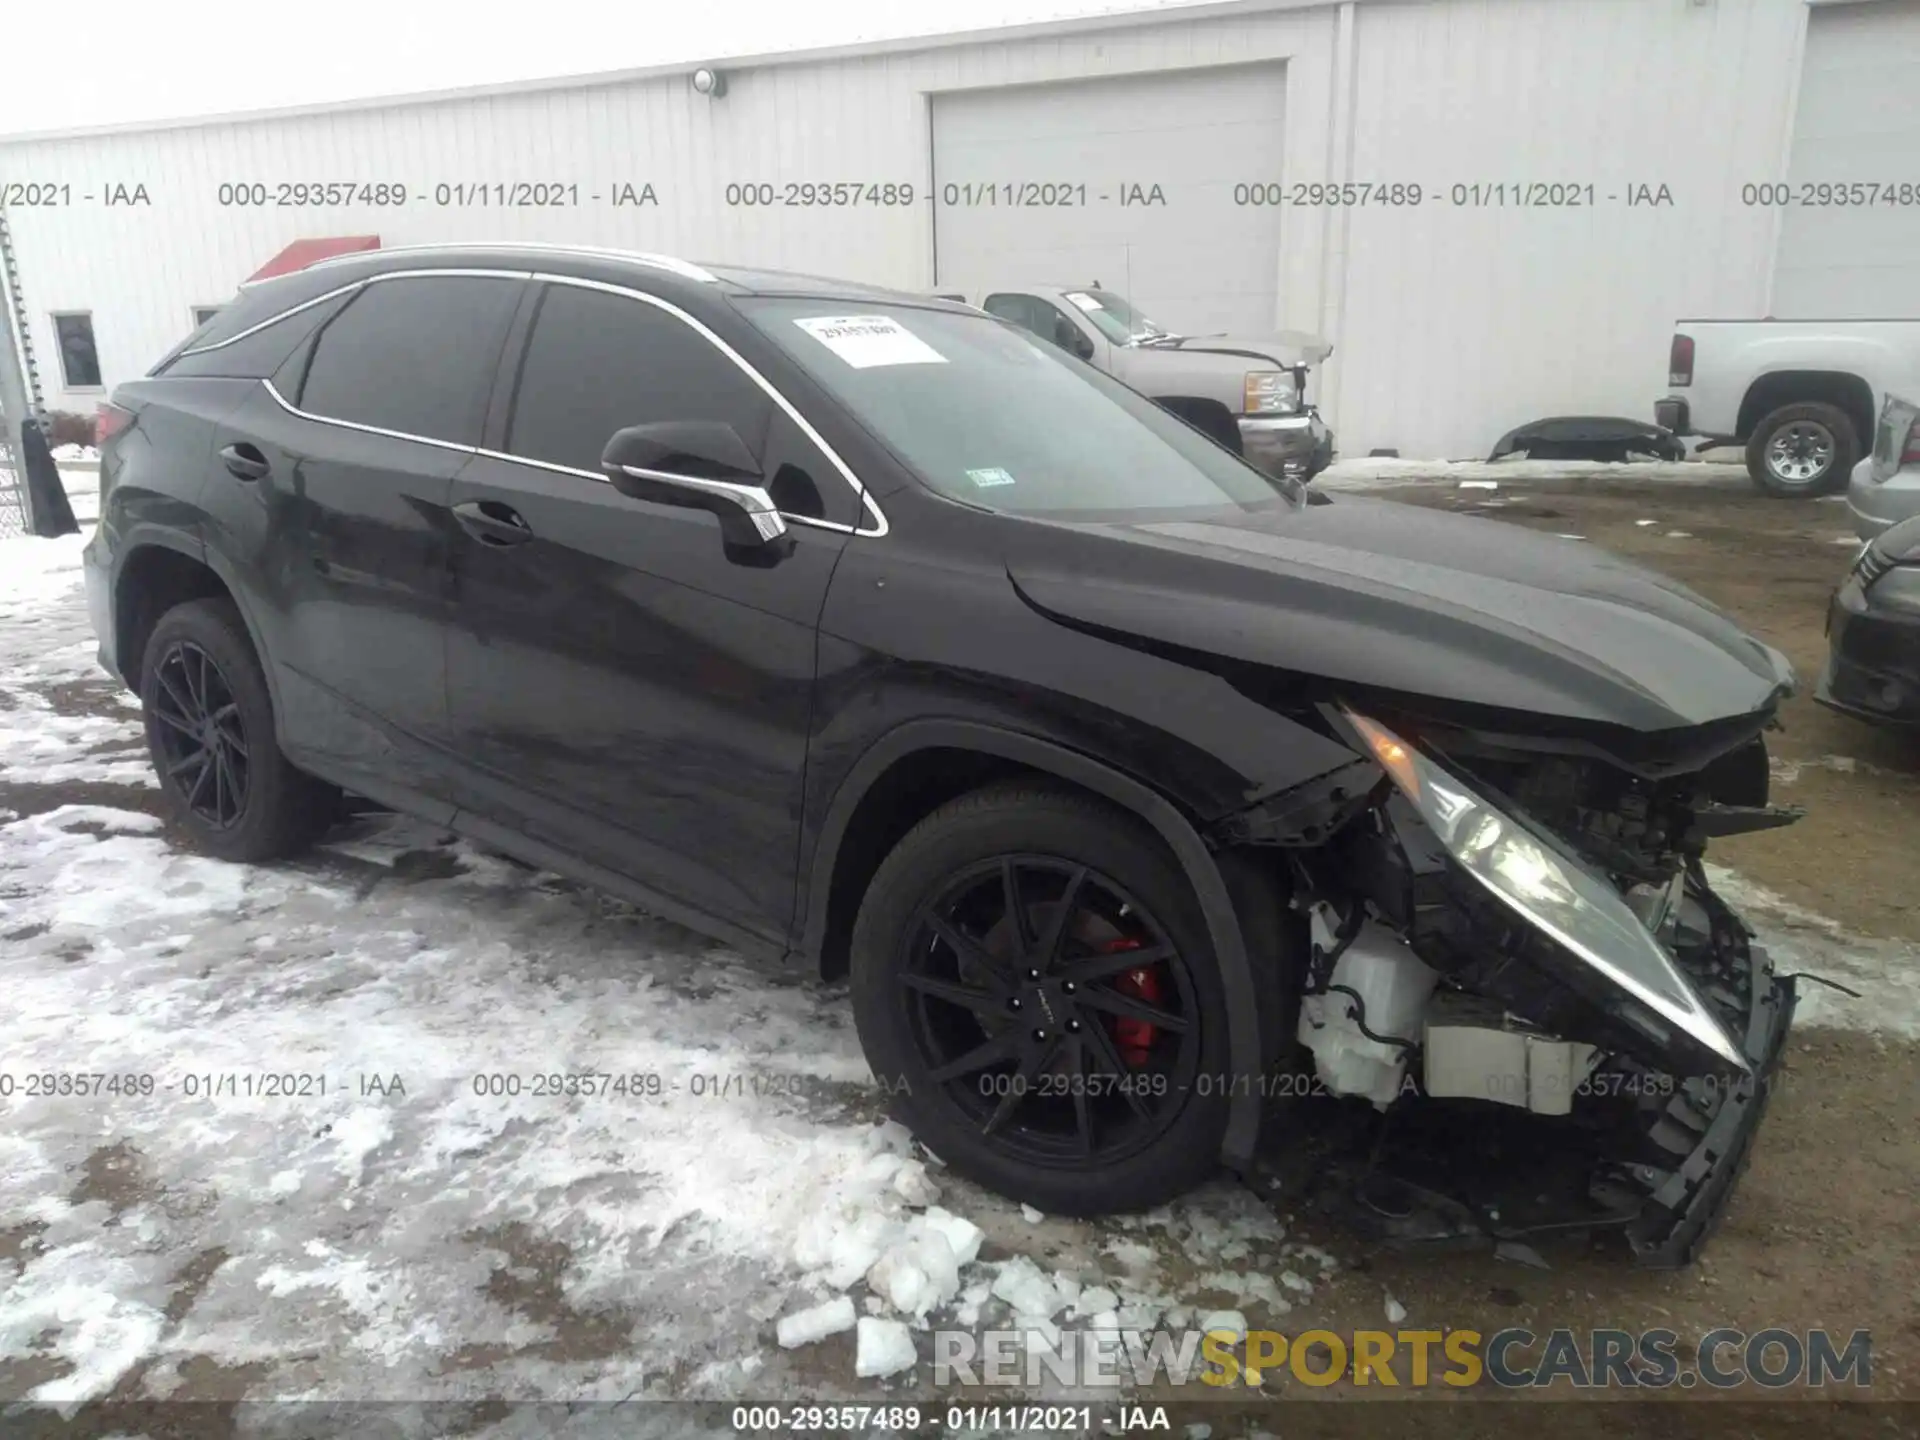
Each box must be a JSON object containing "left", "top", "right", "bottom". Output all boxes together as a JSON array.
[{"left": 2, "top": 0, "right": 1915, "bottom": 459}]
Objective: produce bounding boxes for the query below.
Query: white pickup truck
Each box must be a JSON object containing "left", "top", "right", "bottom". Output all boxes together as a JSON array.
[{"left": 1655, "top": 320, "right": 1920, "bottom": 497}]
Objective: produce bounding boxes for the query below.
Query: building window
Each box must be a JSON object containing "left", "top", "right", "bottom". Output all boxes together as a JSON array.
[
  {"left": 52, "top": 312, "right": 102, "bottom": 389},
  {"left": 192, "top": 305, "right": 223, "bottom": 328}
]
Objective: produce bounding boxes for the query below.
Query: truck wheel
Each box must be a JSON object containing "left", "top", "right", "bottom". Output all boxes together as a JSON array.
[
  {"left": 849, "top": 783, "right": 1230, "bottom": 1215},
  {"left": 1745, "top": 403, "right": 1857, "bottom": 498},
  {"left": 140, "top": 597, "right": 338, "bottom": 862}
]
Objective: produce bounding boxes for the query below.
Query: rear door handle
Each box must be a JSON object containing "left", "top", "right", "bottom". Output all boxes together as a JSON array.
[
  {"left": 452, "top": 499, "right": 534, "bottom": 547},
  {"left": 220, "top": 443, "right": 271, "bottom": 482}
]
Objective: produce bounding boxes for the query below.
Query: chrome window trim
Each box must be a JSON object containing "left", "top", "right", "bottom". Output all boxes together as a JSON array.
[
  {"left": 179, "top": 268, "right": 534, "bottom": 357},
  {"left": 269, "top": 242, "right": 718, "bottom": 286},
  {"left": 236, "top": 264, "right": 888, "bottom": 538},
  {"left": 261, "top": 377, "right": 480, "bottom": 456},
  {"left": 521, "top": 271, "right": 888, "bottom": 537}
]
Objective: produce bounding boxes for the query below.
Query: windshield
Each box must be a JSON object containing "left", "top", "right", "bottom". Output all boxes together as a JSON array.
[
  {"left": 1060, "top": 289, "right": 1172, "bottom": 346},
  {"left": 742, "top": 300, "right": 1296, "bottom": 518}
]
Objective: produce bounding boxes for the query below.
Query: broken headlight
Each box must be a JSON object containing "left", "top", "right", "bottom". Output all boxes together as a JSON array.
[{"left": 1343, "top": 710, "right": 1748, "bottom": 1073}]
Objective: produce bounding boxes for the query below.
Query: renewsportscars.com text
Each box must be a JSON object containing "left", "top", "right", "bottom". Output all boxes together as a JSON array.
[{"left": 933, "top": 1326, "right": 1873, "bottom": 1390}]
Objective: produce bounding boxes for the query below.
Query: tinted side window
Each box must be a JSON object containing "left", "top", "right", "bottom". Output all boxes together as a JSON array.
[
  {"left": 298, "top": 276, "right": 522, "bottom": 446},
  {"left": 161, "top": 293, "right": 352, "bottom": 380},
  {"left": 506, "top": 284, "right": 773, "bottom": 477}
]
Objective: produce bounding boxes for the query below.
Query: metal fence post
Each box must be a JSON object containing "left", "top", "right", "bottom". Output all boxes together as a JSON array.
[{"left": 0, "top": 204, "right": 43, "bottom": 536}]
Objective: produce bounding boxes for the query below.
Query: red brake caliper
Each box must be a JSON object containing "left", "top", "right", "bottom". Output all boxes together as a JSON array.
[{"left": 1102, "top": 937, "right": 1163, "bottom": 1067}]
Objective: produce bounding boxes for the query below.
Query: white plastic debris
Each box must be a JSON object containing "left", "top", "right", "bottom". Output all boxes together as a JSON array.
[
  {"left": 890, "top": 1160, "right": 940, "bottom": 1207},
  {"left": 1385, "top": 1294, "right": 1408, "bottom": 1324},
  {"left": 1020, "top": 1203, "right": 1046, "bottom": 1223},
  {"left": 1197, "top": 1309, "right": 1248, "bottom": 1341},
  {"left": 918, "top": 1206, "right": 984, "bottom": 1266},
  {"left": 855, "top": 1317, "right": 917, "bottom": 1378},
  {"left": 866, "top": 1223, "right": 962, "bottom": 1317},
  {"left": 1072, "top": 1285, "right": 1119, "bottom": 1318},
  {"left": 776, "top": 1295, "right": 856, "bottom": 1349},
  {"left": 1635, "top": 518, "right": 1658, "bottom": 526},
  {"left": 1666, "top": 530, "right": 1693, "bottom": 539},
  {"left": 1458, "top": 480, "right": 1498, "bottom": 490}
]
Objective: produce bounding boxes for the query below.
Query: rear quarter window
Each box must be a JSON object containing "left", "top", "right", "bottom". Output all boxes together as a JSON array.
[{"left": 156, "top": 292, "right": 354, "bottom": 381}]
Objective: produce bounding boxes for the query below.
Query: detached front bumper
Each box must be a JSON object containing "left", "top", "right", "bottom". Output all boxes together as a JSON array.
[
  {"left": 1240, "top": 410, "right": 1333, "bottom": 480},
  {"left": 1616, "top": 944, "right": 1797, "bottom": 1267}
]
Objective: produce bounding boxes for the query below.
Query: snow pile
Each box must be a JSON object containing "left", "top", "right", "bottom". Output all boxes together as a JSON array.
[{"left": 1318, "top": 454, "right": 1746, "bottom": 492}]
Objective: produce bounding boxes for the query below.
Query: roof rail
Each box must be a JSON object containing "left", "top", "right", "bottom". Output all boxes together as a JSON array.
[{"left": 253, "top": 241, "right": 720, "bottom": 286}]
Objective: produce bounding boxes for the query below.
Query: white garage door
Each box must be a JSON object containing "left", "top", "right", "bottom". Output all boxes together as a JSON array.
[
  {"left": 931, "top": 64, "right": 1288, "bottom": 335},
  {"left": 1772, "top": 1, "right": 1920, "bottom": 317}
]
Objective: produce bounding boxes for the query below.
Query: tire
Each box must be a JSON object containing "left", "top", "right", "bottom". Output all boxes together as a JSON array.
[
  {"left": 849, "top": 783, "right": 1231, "bottom": 1215},
  {"left": 139, "top": 597, "right": 336, "bottom": 862},
  {"left": 1745, "top": 402, "right": 1857, "bottom": 498}
]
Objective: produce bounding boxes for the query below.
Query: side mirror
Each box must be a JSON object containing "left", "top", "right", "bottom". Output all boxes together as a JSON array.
[{"left": 600, "top": 421, "right": 790, "bottom": 550}]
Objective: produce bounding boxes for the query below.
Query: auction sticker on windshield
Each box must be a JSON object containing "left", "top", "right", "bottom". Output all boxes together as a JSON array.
[
  {"left": 966, "top": 467, "right": 1017, "bottom": 488},
  {"left": 794, "top": 315, "right": 947, "bottom": 368},
  {"left": 1063, "top": 291, "right": 1104, "bottom": 311}
]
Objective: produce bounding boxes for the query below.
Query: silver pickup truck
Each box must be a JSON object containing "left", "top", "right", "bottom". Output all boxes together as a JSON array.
[{"left": 932, "top": 284, "right": 1335, "bottom": 480}]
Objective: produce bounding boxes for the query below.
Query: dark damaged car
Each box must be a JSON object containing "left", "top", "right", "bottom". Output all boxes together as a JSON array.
[{"left": 85, "top": 245, "right": 1801, "bottom": 1266}]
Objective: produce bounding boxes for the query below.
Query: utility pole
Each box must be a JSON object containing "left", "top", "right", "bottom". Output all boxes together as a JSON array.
[{"left": 0, "top": 204, "right": 45, "bottom": 535}]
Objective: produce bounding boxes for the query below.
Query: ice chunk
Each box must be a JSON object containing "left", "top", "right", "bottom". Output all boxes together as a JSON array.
[
  {"left": 855, "top": 1317, "right": 917, "bottom": 1378},
  {"left": 1198, "top": 1310, "right": 1247, "bottom": 1341},
  {"left": 919, "top": 1206, "right": 984, "bottom": 1266},
  {"left": 776, "top": 1296, "right": 856, "bottom": 1349},
  {"left": 1384, "top": 1294, "right": 1407, "bottom": 1324},
  {"left": 1072, "top": 1285, "right": 1119, "bottom": 1318},
  {"left": 989, "top": 1255, "right": 1066, "bottom": 1318},
  {"left": 891, "top": 1160, "right": 941, "bottom": 1207},
  {"left": 866, "top": 1224, "right": 962, "bottom": 1317}
]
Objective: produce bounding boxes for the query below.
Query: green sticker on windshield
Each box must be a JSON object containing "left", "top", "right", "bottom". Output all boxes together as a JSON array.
[{"left": 966, "top": 467, "right": 1016, "bottom": 488}]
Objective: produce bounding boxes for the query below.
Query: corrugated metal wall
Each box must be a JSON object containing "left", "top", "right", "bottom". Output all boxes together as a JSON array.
[{"left": 0, "top": 0, "right": 1808, "bottom": 457}]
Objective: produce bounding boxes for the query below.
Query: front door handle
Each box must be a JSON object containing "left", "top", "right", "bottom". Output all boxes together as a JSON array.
[
  {"left": 220, "top": 443, "right": 271, "bottom": 482},
  {"left": 452, "top": 499, "right": 534, "bottom": 547}
]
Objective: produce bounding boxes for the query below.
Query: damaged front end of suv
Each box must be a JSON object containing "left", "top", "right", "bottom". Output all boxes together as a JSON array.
[{"left": 1229, "top": 697, "right": 1802, "bottom": 1267}]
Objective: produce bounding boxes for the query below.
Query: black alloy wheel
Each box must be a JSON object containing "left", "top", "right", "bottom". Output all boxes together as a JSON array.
[
  {"left": 138, "top": 596, "right": 338, "bottom": 862},
  {"left": 850, "top": 784, "right": 1234, "bottom": 1215},
  {"left": 149, "top": 640, "right": 250, "bottom": 828},
  {"left": 900, "top": 854, "right": 1200, "bottom": 1165}
]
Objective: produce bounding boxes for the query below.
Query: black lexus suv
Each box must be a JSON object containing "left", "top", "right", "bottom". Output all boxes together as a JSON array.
[{"left": 87, "top": 243, "right": 1801, "bottom": 1263}]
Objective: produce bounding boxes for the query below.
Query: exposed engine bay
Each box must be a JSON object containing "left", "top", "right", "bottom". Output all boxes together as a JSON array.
[{"left": 1230, "top": 703, "right": 1805, "bottom": 1267}]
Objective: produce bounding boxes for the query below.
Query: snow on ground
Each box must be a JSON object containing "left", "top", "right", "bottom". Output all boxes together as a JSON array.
[
  {"left": 0, "top": 532, "right": 1304, "bottom": 1407},
  {"left": 1317, "top": 453, "right": 1749, "bottom": 492},
  {"left": 0, "top": 506, "right": 1906, "bottom": 1407}
]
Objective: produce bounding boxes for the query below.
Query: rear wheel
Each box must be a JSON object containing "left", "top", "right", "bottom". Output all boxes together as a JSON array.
[
  {"left": 1745, "top": 402, "right": 1857, "bottom": 497},
  {"left": 140, "top": 597, "right": 336, "bottom": 862},
  {"left": 850, "top": 784, "right": 1230, "bottom": 1215}
]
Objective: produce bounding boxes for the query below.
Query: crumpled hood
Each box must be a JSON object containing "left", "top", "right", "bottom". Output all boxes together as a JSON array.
[
  {"left": 1138, "top": 330, "right": 1333, "bottom": 368},
  {"left": 1005, "top": 496, "right": 1794, "bottom": 731}
]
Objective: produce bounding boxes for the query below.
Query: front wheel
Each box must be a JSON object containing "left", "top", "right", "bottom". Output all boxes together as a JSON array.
[
  {"left": 849, "top": 784, "right": 1231, "bottom": 1215},
  {"left": 1745, "top": 402, "right": 1857, "bottom": 497}
]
